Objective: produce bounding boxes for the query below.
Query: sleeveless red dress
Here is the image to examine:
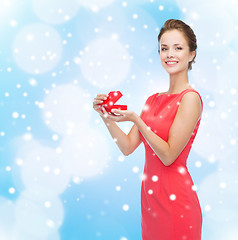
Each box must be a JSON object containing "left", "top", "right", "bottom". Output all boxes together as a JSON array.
[{"left": 139, "top": 89, "right": 203, "bottom": 240}]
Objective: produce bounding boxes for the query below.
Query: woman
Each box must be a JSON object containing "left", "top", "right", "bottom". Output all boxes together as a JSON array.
[{"left": 93, "top": 19, "right": 203, "bottom": 240}]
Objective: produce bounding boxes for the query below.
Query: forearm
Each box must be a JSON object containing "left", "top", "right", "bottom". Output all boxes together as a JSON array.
[
  {"left": 134, "top": 115, "right": 171, "bottom": 166},
  {"left": 101, "top": 116, "right": 131, "bottom": 156}
]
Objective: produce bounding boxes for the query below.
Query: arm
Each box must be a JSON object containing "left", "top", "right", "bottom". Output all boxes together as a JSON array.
[
  {"left": 101, "top": 116, "right": 142, "bottom": 156},
  {"left": 93, "top": 93, "right": 142, "bottom": 156},
  {"left": 134, "top": 92, "right": 202, "bottom": 166}
]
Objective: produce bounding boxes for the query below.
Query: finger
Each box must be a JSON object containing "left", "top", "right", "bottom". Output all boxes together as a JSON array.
[
  {"left": 98, "top": 106, "right": 106, "bottom": 116},
  {"left": 96, "top": 94, "right": 108, "bottom": 97},
  {"left": 111, "top": 109, "right": 124, "bottom": 115},
  {"left": 98, "top": 108, "right": 104, "bottom": 116},
  {"left": 95, "top": 94, "right": 108, "bottom": 100},
  {"left": 94, "top": 96, "right": 106, "bottom": 100},
  {"left": 101, "top": 107, "right": 109, "bottom": 118},
  {"left": 93, "top": 100, "right": 104, "bottom": 105},
  {"left": 94, "top": 97, "right": 107, "bottom": 103},
  {"left": 94, "top": 105, "right": 101, "bottom": 110}
]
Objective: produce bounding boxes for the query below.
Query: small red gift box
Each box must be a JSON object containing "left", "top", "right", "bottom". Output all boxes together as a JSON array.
[{"left": 101, "top": 91, "right": 127, "bottom": 114}]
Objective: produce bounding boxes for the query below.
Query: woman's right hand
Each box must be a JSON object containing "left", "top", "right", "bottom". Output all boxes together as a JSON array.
[{"left": 93, "top": 94, "right": 109, "bottom": 117}]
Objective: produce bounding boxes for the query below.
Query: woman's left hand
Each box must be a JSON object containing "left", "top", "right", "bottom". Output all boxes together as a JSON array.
[{"left": 101, "top": 107, "right": 138, "bottom": 123}]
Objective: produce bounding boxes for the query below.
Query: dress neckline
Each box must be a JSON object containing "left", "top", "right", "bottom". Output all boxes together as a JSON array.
[{"left": 156, "top": 88, "right": 194, "bottom": 97}]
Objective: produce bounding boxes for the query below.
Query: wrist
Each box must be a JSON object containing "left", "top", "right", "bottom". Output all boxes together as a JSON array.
[
  {"left": 100, "top": 114, "right": 113, "bottom": 123},
  {"left": 132, "top": 112, "right": 140, "bottom": 124}
]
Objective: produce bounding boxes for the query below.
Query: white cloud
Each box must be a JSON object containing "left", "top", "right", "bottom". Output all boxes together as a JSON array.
[
  {"left": 33, "top": 0, "right": 79, "bottom": 25},
  {"left": 59, "top": 127, "right": 110, "bottom": 179},
  {"left": 13, "top": 23, "right": 62, "bottom": 74},
  {"left": 42, "top": 84, "right": 91, "bottom": 135},
  {"left": 80, "top": 38, "right": 131, "bottom": 89}
]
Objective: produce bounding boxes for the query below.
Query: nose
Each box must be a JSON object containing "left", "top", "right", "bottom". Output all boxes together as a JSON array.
[{"left": 167, "top": 49, "right": 174, "bottom": 58}]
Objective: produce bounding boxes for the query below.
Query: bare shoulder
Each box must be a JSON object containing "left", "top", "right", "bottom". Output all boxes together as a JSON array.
[
  {"left": 179, "top": 91, "right": 202, "bottom": 116},
  {"left": 181, "top": 90, "right": 202, "bottom": 105}
]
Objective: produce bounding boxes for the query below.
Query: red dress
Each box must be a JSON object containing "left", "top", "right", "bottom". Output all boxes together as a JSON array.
[{"left": 139, "top": 89, "right": 203, "bottom": 240}]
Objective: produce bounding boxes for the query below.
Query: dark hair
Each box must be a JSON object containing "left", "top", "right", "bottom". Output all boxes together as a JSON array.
[{"left": 158, "top": 19, "right": 197, "bottom": 70}]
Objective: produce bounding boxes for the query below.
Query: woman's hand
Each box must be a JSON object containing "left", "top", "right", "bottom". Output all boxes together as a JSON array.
[
  {"left": 93, "top": 93, "right": 138, "bottom": 123},
  {"left": 93, "top": 93, "right": 116, "bottom": 121},
  {"left": 101, "top": 107, "right": 138, "bottom": 123},
  {"left": 93, "top": 94, "right": 109, "bottom": 118}
]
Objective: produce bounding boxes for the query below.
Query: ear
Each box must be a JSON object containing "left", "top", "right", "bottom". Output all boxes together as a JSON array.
[{"left": 189, "top": 50, "right": 196, "bottom": 62}]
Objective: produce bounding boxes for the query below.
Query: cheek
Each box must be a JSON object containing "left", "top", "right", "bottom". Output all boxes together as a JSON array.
[
  {"left": 178, "top": 52, "right": 190, "bottom": 62},
  {"left": 159, "top": 53, "right": 166, "bottom": 61}
]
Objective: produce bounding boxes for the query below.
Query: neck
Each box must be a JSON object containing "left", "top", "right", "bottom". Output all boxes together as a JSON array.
[{"left": 167, "top": 69, "right": 190, "bottom": 94}]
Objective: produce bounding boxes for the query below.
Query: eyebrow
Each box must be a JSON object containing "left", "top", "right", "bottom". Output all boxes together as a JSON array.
[{"left": 161, "top": 43, "right": 183, "bottom": 46}]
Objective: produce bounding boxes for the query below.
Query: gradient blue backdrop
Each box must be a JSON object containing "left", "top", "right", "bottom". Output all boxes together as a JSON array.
[{"left": 0, "top": 0, "right": 238, "bottom": 239}]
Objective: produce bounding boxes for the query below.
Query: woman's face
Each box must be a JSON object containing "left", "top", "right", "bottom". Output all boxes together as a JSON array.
[{"left": 159, "top": 29, "right": 195, "bottom": 75}]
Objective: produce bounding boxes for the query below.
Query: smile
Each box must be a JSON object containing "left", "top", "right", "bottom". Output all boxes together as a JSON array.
[{"left": 165, "top": 61, "right": 178, "bottom": 65}]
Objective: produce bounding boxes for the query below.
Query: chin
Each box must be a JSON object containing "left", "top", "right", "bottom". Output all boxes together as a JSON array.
[
  {"left": 165, "top": 68, "right": 180, "bottom": 75},
  {"left": 164, "top": 66, "right": 188, "bottom": 75}
]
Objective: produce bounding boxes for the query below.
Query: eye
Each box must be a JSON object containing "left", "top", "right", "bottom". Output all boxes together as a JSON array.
[
  {"left": 176, "top": 47, "right": 182, "bottom": 50},
  {"left": 161, "top": 48, "right": 167, "bottom": 51}
]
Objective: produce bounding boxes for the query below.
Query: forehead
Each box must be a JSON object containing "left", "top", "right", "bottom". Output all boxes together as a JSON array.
[{"left": 160, "top": 29, "right": 188, "bottom": 45}]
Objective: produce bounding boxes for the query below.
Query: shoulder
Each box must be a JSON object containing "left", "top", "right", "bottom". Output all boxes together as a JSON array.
[
  {"left": 179, "top": 90, "right": 203, "bottom": 116},
  {"left": 181, "top": 90, "right": 202, "bottom": 106}
]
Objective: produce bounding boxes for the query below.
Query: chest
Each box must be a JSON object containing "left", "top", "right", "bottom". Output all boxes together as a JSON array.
[{"left": 140, "top": 95, "right": 181, "bottom": 142}]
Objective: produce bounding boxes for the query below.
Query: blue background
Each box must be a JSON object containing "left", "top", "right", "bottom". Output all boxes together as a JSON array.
[{"left": 0, "top": 0, "right": 238, "bottom": 239}]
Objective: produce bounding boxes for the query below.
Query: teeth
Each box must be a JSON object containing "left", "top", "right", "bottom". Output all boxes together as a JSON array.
[{"left": 166, "top": 61, "right": 177, "bottom": 65}]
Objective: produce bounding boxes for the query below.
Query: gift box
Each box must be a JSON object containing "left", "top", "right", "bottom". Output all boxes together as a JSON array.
[{"left": 101, "top": 91, "right": 127, "bottom": 113}]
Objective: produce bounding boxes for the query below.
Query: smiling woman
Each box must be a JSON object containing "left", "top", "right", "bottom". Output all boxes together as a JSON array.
[
  {"left": 158, "top": 19, "right": 197, "bottom": 71},
  {"left": 159, "top": 30, "right": 195, "bottom": 77},
  {"left": 93, "top": 19, "right": 203, "bottom": 240}
]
